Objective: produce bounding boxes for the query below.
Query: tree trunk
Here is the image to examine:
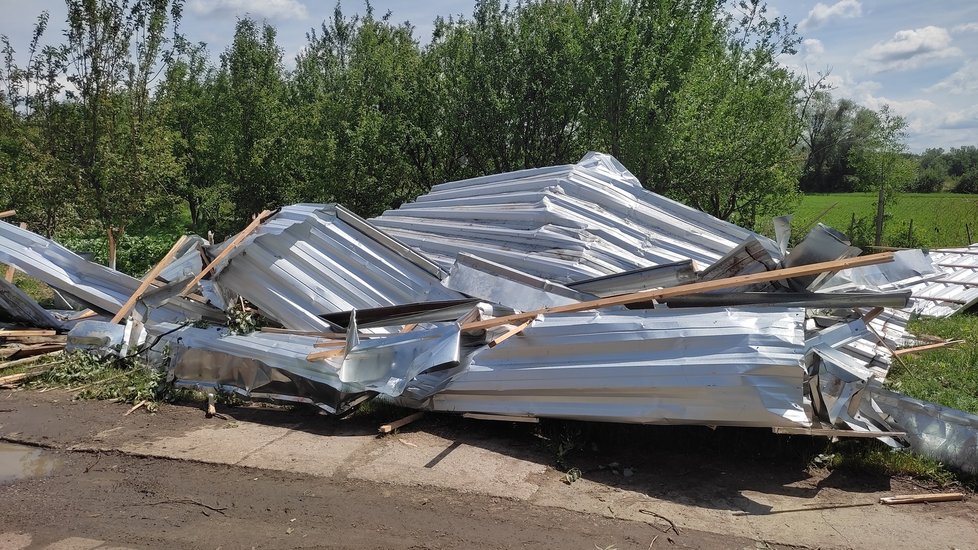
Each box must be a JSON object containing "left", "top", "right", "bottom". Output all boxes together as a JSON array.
[
  {"left": 107, "top": 228, "right": 117, "bottom": 270},
  {"left": 874, "top": 183, "right": 885, "bottom": 247}
]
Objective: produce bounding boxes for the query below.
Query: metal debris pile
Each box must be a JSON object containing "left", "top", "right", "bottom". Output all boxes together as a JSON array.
[{"left": 1, "top": 153, "right": 976, "bottom": 473}]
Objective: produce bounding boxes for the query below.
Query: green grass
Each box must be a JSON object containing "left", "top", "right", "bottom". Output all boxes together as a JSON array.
[
  {"left": 886, "top": 313, "right": 978, "bottom": 416},
  {"left": 786, "top": 193, "right": 978, "bottom": 248}
]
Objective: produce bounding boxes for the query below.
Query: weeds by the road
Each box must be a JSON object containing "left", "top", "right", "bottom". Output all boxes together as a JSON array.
[
  {"left": 30, "top": 351, "right": 174, "bottom": 410},
  {"left": 887, "top": 313, "right": 978, "bottom": 416}
]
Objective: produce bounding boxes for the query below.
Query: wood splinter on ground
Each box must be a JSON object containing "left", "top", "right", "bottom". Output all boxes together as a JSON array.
[
  {"left": 124, "top": 400, "right": 148, "bottom": 416},
  {"left": 379, "top": 412, "right": 424, "bottom": 434},
  {"left": 879, "top": 493, "right": 965, "bottom": 505}
]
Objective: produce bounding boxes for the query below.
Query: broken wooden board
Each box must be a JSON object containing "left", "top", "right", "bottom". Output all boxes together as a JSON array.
[
  {"left": 459, "top": 252, "right": 896, "bottom": 332},
  {"left": 379, "top": 412, "right": 424, "bottom": 433}
]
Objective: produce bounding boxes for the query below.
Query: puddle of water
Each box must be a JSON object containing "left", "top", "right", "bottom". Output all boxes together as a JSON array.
[{"left": 0, "top": 442, "right": 61, "bottom": 483}]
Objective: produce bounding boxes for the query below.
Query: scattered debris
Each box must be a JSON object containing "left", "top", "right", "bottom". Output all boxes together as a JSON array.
[
  {"left": 2, "top": 152, "right": 977, "bottom": 473},
  {"left": 879, "top": 493, "right": 965, "bottom": 505}
]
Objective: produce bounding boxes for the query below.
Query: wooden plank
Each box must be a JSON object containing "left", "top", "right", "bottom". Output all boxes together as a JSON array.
[
  {"left": 4, "top": 222, "right": 27, "bottom": 282},
  {"left": 379, "top": 412, "right": 424, "bottom": 433},
  {"left": 180, "top": 209, "right": 275, "bottom": 296},
  {"left": 460, "top": 252, "right": 896, "bottom": 332},
  {"left": 462, "top": 412, "right": 540, "bottom": 423},
  {"left": 111, "top": 236, "right": 190, "bottom": 324},
  {"left": 0, "top": 329, "right": 58, "bottom": 338},
  {"left": 772, "top": 427, "right": 906, "bottom": 438},
  {"left": 487, "top": 318, "right": 533, "bottom": 348},
  {"left": 893, "top": 340, "right": 963, "bottom": 357},
  {"left": 312, "top": 340, "right": 346, "bottom": 348},
  {"left": 0, "top": 349, "right": 63, "bottom": 370},
  {"left": 67, "top": 309, "right": 99, "bottom": 321},
  {"left": 400, "top": 323, "right": 418, "bottom": 333},
  {"left": 860, "top": 307, "right": 885, "bottom": 324},
  {"left": 880, "top": 493, "right": 964, "bottom": 505},
  {"left": 306, "top": 347, "right": 346, "bottom": 361},
  {"left": 0, "top": 210, "right": 15, "bottom": 219}
]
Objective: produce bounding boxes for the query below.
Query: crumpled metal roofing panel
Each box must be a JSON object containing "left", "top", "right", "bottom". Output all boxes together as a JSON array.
[
  {"left": 0, "top": 220, "right": 222, "bottom": 324},
  {"left": 905, "top": 245, "right": 978, "bottom": 317},
  {"left": 405, "top": 307, "right": 809, "bottom": 428},
  {"left": 208, "top": 204, "right": 464, "bottom": 332},
  {"left": 373, "top": 152, "right": 781, "bottom": 282}
]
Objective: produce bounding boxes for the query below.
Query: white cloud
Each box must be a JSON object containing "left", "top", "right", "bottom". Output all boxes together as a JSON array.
[
  {"left": 939, "top": 107, "right": 978, "bottom": 130},
  {"left": 188, "top": 0, "right": 309, "bottom": 21},
  {"left": 926, "top": 60, "right": 978, "bottom": 95},
  {"left": 802, "top": 38, "right": 825, "bottom": 57},
  {"left": 951, "top": 22, "right": 978, "bottom": 34},
  {"left": 799, "top": 0, "right": 862, "bottom": 31},
  {"left": 863, "top": 26, "right": 962, "bottom": 72}
]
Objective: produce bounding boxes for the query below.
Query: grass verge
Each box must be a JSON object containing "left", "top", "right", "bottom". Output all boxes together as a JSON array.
[{"left": 887, "top": 312, "right": 978, "bottom": 415}]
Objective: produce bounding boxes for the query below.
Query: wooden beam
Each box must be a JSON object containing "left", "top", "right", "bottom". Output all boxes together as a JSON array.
[
  {"left": 312, "top": 340, "right": 346, "bottom": 348},
  {"left": 860, "top": 307, "right": 885, "bottom": 324},
  {"left": 111, "top": 236, "right": 190, "bottom": 324},
  {"left": 0, "top": 329, "right": 57, "bottom": 338},
  {"left": 379, "top": 411, "right": 424, "bottom": 433},
  {"left": 459, "top": 252, "right": 896, "bottom": 332},
  {"left": 487, "top": 318, "right": 533, "bottom": 348},
  {"left": 306, "top": 347, "right": 346, "bottom": 361},
  {"left": 880, "top": 493, "right": 964, "bottom": 505},
  {"left": 400, "top": 323, "right": 418, "bottom": 333},
  {"left": 0, "top": 209, "right": 16, "bottom": 219},
  {"left": 893, "top": 340, "right": 963, "bottom": 357},
  {"left": 4, "top": 222, "right": 27, "bottom": 282},
  {"left": 180, "top": 209, "right": 275, "bottom": 296}
]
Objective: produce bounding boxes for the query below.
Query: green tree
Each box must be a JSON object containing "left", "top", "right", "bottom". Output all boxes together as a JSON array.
[
  {"left": 848, "top": 105, "right": 913, "bottom": 246},
  {"left": 64, "top": 0, "right": 183, "bottom": 268}
]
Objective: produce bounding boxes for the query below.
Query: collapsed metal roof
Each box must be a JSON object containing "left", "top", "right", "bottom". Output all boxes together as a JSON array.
[
  {"left": 3, "top": 153, "right": 977, "bottom": 474},
  {"left": 372, "top": 152, "right": 782, "bottom": 282}
]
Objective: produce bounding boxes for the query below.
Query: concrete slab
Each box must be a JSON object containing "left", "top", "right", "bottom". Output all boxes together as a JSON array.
[
  {"left": 236, "top": 427, "right": 376, "bottom": 477},
  {"left": 347, "top": 431, "right": 547, "bottom": 500}
]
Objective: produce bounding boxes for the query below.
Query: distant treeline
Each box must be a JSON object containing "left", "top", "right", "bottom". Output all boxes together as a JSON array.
[{"left": 0, "top": 0, "right": 973, "bottom": 271}]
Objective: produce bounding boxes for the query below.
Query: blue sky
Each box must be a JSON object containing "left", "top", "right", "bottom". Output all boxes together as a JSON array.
[{"left": 1, "top": 0, "right": 976, "bottom": 151}]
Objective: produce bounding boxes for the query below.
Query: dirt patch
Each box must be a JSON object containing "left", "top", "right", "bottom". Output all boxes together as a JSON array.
[{"left": 0, "top": 447, "right": 767, "bottom": 549}]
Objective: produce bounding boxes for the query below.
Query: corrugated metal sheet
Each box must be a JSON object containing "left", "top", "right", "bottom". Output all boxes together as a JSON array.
[
  {"left": 402, "top": 307, "right": 809, "bottom": 428},
  {"left": 372, "top": 152, "right": 781, "bottom": 283},
  {"left": 0, "top": 220, "right": 223, "bottom": 324},
  {"left": 906, "top": 245, "right": 978, "bottom": 317},
  {"left": 0, "top": 276, "right": 62, "bottom": 329},
  {"left": 208, "top": 204, "right": 464, "bottom": 332}
]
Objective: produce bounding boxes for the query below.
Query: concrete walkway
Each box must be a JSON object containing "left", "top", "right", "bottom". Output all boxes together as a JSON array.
[{"left": 2, "top": 390, "right": 975, "bottom": 550}]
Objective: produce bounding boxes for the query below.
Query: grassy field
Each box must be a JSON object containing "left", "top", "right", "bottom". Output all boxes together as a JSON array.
[
  {"left": 888, "top": 313, "right": 978, "bottom": 416},
  {"left": 786, "top": 193, "right": 978, "bottom": 248}
]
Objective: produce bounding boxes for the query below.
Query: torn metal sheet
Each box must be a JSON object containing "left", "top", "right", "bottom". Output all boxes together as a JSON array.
[
  {"left": 860, "top": 385, "right": 978, "bottom": 475},
  {"left": 155, "top": 320, "right": 462, "bottom": 403},
  {"left": 0, "top": 277, "right": 62, "bottom": 329},
  {"left": 0, "top": 221, "right": 223, "bottom": 324},
  {"left": 373, "top": 152, "right": 782, "bottom": 282},
  {"left": 906, "top": 245, "right": 978, "bottom": 317},
  {"left": 697, "top": 237, "right": 779, "bottom": 293},
  {"left": 321, "top": 299, "right": 481, "bottom": 329},
  {"left": 566, "top": 261, "right": 697, "bottom": 297},
  {"left": 204, "top": 204, "right": 464, "bottom": 332},
  {"left": 156, "top": 235, "right": 207, "bottom": 284},
  {"left": 403, "top": 307, "right": 809, "bottom": 428},
  {"left": 442, "top": 253, "right": 594, "bottom": 310},
  {"left": 66, "top": 319, "right": 146, "bottom": 357},
  {"left": 784, "top": 224, "right": 861, "bottom": 291}
]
